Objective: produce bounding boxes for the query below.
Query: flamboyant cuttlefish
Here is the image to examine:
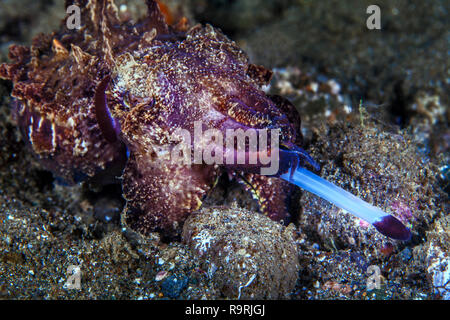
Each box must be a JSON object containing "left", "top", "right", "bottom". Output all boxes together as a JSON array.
[{"left": 0, "top": 0, "right": 411, "bottom": 241}]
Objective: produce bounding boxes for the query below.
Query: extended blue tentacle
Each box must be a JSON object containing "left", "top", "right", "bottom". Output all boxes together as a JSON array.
[{"left": 276, "top": 146, "right": 411, "bottom": 241}]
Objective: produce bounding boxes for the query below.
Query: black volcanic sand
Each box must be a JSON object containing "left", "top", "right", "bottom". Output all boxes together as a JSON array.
[{"left": 0, "top": 0, "right": 448, "bottom": 299}]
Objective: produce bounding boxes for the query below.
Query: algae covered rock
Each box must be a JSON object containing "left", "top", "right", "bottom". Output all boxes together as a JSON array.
[{"left": 182, "top": 206, "right": 299, "bottom": 299}]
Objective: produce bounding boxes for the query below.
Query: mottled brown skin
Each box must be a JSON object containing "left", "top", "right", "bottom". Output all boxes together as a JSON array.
[{"left": 0, "top": 0, "right": 312, "bottom": 239}]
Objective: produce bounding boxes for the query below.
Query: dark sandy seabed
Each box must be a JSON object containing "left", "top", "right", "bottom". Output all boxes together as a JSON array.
[{"left": 0, "top": 0, "right": 448, "bottom": 300}]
